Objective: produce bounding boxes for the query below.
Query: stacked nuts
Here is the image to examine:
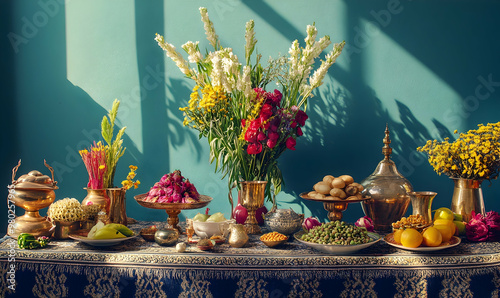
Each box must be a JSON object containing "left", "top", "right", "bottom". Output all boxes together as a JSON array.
[{"left": 307, "top": 175, "right": 364, "bottom": 201}]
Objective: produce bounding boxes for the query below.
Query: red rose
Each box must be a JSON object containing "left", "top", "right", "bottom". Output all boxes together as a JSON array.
[
  {"left": 268, "top": 131, "right": 279, "bottom": 141},
  {"left": 296, "top": 127, "right": 303, "bottom": 136},
  {"left": 295, "top": 110, "right": 308, "bottom": 126},
  {"left": 266, "top": 138, "right": 277, "bottom": 149},
  {"left": 244, "top": 129, "right": 257, "bottom": 143},
  {"left": 247, "top": 142, "right": 262, "bottom": 154},
  {"left": 257, "top": 131, "right": 267, "bottom": 141},
  {"left": 260, "top": 104, "right": 273, "bottom": 118},
  {"left": 249, "top": 119, "right": 261, "bottom": 130},
  {"left": 286, "top": 137, "right": 296, "bottom": 150},
  {"left": 290, "top": 121, "right": 297, "bottom": 128}
]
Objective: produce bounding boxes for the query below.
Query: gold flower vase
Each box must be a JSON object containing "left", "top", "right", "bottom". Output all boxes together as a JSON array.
[
  {"left": 107, "top": 188, "right": 127, "bottom": 226},
  {"left": 82, "top": 188, "right": 110, "bottom": 214},
  {"left": 450, "top": 178, "right": 485, "bottom": 222},
  {"left": 239, "top": 181, "right": 267, "bottom": 234}
]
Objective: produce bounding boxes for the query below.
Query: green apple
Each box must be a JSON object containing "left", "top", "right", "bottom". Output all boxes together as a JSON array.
[
  {"left": 454, "top": 221, "right": 466, "bottom": 236},
  {"left": 433, "top": 207, "right": 455, "bottom": 221},
  {"left": 193, "top": 212, "right": 210, "bottom": 222},
  {"left": 453, "top": 213, "right": 463, "bottom": 222}
]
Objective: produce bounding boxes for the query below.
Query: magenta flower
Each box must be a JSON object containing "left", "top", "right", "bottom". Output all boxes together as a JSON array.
[
  {"left": 485, "top": 211, "right": 500, "bottom": 241},
  {"left": 295, "top": 110, "right": 308, "bottom": 126},
  {"left": 466, "top": 211, "right": 489, "bottom": 242},
  {"left": 286, "top": 137, "right": 296, "bottom": 150},
  {"left": 355, "top": 216, "right": 374, "bottom": 232}
]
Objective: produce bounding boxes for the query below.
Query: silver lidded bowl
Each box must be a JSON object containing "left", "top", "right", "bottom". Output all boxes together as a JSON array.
[{"left": 264, "top": 208, "right": 304, "bottom": 235}]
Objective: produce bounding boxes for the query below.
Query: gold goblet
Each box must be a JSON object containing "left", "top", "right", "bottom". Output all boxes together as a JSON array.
[{"left": 239, "top": 181, "right": 267, "bottom": 234}]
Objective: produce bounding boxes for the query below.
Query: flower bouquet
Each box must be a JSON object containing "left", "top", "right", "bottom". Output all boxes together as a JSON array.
[
  {"left": 418, "top": 122, "right": 500, "bottom": 221},
  {"left": 417, "top": 122, "right": 500, "bottom": 181},
  {"left": 155, "top": 7, "right": 344, "bottom": 208},
  {"left": 79, "top": 100, "right": 139, "bottom": 223}
]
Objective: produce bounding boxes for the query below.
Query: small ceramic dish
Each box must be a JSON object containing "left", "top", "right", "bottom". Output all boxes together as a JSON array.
[
  {"left": 260, "top": 238, "right": 288, "bottom": 248},
  {"left": 193, "top": 219, "right": 234, "bottom": 239},
  {"left": 197, "top": 239, "right": 215, "bottom": 251}
]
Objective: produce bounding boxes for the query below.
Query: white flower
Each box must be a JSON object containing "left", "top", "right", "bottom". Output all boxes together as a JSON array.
[
  {"left": 210, "top": 54, "right": 223, "bottom": 87},
  {"left": 245, "top": 20, "right": 257, "bottom": 64},
  {"left": 237, "top": 65, "right": 253, "bottom": 98},
  {"left": 288, "top": 40, "right": 300, "bottom": 79},
  {"left": 155, "top": 34, "right": 193, "bottom": 77},
  {"left": 304, "top": 25, "right": 318, "bottom": 49},
  {"left": 301, "top": 41, "right": 345, "bottom": 99},
  {"left": 182, "top": 41, "right": 203, "bottom": 63},
  {"left": 199, "top": 7, "right": 219, "bottom": 49}
]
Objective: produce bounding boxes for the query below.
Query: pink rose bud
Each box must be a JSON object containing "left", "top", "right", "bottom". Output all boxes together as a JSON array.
[
  {"left": 302, "top": 217, "right": 322, "bottom": 231},
  {"left": 355, "top": 216, "right": 374, "bottom": 232}
]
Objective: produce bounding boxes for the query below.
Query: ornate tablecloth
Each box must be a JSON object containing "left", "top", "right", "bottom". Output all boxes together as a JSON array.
[{"left": 1, "top": 221, "right": 499, "bottom": 297}]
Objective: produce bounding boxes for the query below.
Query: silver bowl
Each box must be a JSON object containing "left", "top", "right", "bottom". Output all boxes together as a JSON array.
[
  {"left": 264, "top": 208, "right": 304, "bottom": 235},
  {"left": 154, "top": 228, "right": 179, "bottom": 246}
]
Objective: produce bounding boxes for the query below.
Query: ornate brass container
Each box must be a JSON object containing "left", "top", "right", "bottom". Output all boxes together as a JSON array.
[
  {"left": 361, "top": 126, "right": 413, "bottom": 232},
  {"left": 7, "top": 160, "right": 58, "bottom": 238}
]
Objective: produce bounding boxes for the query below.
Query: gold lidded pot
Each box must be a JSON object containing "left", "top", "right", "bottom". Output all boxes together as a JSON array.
[
  {"left": 7, "top": 160, "right": 58, "bottom": 238},
  {"left": 360, "top": 125, "right": 413, "bottom": 232}
]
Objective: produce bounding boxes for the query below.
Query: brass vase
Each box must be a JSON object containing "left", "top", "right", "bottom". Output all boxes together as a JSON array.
[
  {"left": 450, "top": 178, "right": 485, "bottom": 222},
  {"left": 239, "top": 181, "right": 267, "bottom": 234},
  {"left": 82, "top": 188, "right": 110, "bottom": 214},
  {"left": 106, "top": 188, "right": 127, "bottom": 226}
]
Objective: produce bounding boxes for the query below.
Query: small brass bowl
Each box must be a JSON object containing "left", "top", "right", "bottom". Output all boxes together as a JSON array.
[
  {"left": 260, "top": 238, "right": 288, "bottom": 248},
  {"left": 140, "top": 227, "right": 158, "bottom": 242}
]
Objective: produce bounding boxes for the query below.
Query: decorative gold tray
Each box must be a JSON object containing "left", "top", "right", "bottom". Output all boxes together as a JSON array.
[
  {"left": 300, "top": 192, "right": 368, "bottom": 221},
  {"left": 300, "top": 192, "right": 368, "bottom": 203},
  {"left": 134, "top": 194, "right": 212, "bottom": 233},
  {"left": 134, "top": 194, "right": 212, "bottom": 210}
]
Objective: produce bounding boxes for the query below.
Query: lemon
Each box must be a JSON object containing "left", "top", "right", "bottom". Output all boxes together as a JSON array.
[
  {"left": 393, "top": 229, "right": 404, "bottom": 244},
  {"left": 422, "top": 227, "right": 442, "bottom": 247},
  {"left": 400, "top": 228, "right": 423, "bottom": 248},
  {"left": 434, "top": 224, "right": 453, "bottom": 242},
  {"left": 433, "top": 219, "right": 456, "bottom": 236}
]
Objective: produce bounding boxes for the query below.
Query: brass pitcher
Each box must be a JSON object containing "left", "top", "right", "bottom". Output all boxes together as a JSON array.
[
  {"left": 228, "top": 223, "right": 248, "bottom": 248},
  {"left": 450, "top": 178, "right": 485, "bottom": 222}
]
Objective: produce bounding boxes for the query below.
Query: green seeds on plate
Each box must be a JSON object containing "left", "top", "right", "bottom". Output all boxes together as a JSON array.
[{"left": 301, "top": 221, "right": 371, "bottom": 245}]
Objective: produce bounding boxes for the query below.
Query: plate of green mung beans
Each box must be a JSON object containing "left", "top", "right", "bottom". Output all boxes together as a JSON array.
[{"left": 294, "top": 221, "right": 381, "bottom": 254}]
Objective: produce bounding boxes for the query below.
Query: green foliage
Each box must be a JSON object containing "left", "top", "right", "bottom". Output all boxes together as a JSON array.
[{"left": 101, "top": 99, "right": 126, "bottom": 188}]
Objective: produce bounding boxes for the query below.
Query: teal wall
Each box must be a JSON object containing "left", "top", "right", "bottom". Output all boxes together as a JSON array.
[{"left": 2, "top": 0, "right": 500, "bottom": 232}]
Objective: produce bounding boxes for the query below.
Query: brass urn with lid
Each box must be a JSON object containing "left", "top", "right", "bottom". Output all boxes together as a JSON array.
[
  {"left": 7, "top": 160, "right": 58, "bottom": 238},
  {"left": 360, "top": 125, "right": 413, "bottom": 232}
]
